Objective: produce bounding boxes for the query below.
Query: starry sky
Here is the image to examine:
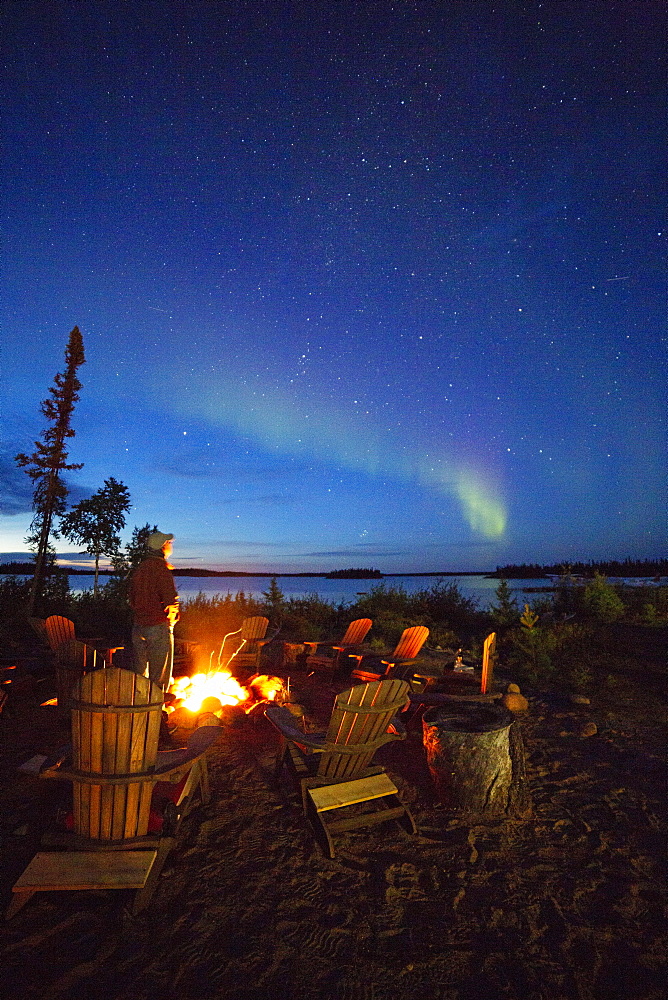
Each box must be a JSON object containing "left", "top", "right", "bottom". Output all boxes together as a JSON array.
[{"left": 1, "top": 1, "right": 665, "bottom": 573}]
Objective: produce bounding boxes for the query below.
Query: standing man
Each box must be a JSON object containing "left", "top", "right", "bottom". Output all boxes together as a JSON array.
[{"left": 129, "top": 530, "right": 180, "bottom": 689}]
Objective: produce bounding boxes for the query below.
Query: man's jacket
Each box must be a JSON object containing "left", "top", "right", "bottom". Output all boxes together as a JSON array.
[{"left": 129, "top": 551, "right": 179, "bottom": 627}]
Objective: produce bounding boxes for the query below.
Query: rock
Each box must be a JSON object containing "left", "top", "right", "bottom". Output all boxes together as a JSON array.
[
  {"left": 579, "top": 722, "right": 598, "bottom": 738},
  {"left": 506, "top": 682, "right": 521, "bottom": 694},
  {"left": 570, "top": 694, "right": 591, "bottom": 705},
  {"left": 200, "top": 696, "right": 223, "bottom": 715},
  {"left": 501, "top": 692, "right": 529, "bottom": 713},
  {"left": 169, "top": 705, "right": 198, "bottom": 729},
  {"left": 196, "top": 712, "right": 222, "bottom": 728}
]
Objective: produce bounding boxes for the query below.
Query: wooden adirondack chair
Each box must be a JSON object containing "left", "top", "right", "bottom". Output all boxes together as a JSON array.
[
  {"left": 266, "top": 679, "right": 417, "bottom": 857},
  {"left": 225, "top": 616, "right": 270, "bottom": 671},
  {"left": 7, "top": 667, "right": 219, "bottom": 918},
  {"left": 45, "top": 615, "right": 75, "bottom": 652},
  {"left": 349, "top": 626, "right": 429, "bottom": 683},
  {"left": 304, "top": 618, "right": 372, "bottom": 678},
  {"left": 45, "top": 615, "right": 123, "bottom": 666}
]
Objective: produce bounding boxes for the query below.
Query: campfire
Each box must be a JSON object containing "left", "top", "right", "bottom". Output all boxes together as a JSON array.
[{"left": 166, "top": 669, "right": 286, "bottom": 727}]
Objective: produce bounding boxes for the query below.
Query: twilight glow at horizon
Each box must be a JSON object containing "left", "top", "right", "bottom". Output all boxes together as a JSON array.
[{"left": 1, "top": 3, "right": 664, "bottom": 572}]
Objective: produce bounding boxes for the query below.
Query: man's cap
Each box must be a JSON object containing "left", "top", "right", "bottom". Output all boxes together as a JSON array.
[{"left": 147, "top": 531, "right": 174, "bottom": 550}]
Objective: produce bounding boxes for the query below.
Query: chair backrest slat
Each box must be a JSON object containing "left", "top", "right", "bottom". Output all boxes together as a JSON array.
[
  {"left": 55, "top": 640, "right": 101, "bottom": 708},
  {"left": 481, "top": 632, "right": 497, "bottom": 695},
  {"left": 339, "top": 618, "right": 372, "bottom": 645},
  {"left": 240, "top": 617, "right": 269, "bottom": 641},
  {"left": 390, "top": 626, "right": 429, "bottom": 661}
]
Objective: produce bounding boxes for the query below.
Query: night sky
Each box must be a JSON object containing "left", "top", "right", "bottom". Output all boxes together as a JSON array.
[{"left": 1, "top": 2, "right": 665, "bottom": 573}]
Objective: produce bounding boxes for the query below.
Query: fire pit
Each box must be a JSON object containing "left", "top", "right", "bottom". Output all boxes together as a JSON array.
[{"left": 167, "top": 669, "right": 287, "bottom": 728}]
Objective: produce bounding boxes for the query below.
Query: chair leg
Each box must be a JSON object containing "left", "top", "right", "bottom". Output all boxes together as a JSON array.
[
  {"left": 392, "top": 795, "right": 418, "bottom": 835},
  {"left": 130, "top": 837, "right": 175, "bottom": 914},
  {"left": 274, "top": 736, "right": 288, "bottom": 779},
  {"left": 6, "top": 890, "right": 36, "bottom": 920},
  {"left": 305, "top": 798, "right": 336, "bottom": 859},
  {"left": 199, "top": 758, "right": 211, "bottom": 805}
]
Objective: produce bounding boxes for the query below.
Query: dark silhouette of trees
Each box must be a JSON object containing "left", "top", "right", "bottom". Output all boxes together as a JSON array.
[
  {"left": 494, "top": 558, "right": 668, "bottom": 579},
  {"left": 325, "top": 568, "right": 383, "bottom": 579},
  {"left": 111, "top": 524, "right": 158, "bottom": 577},
  {"left": 15, "top": 326, "right": 85, "bottom": 611},
  {"left": 60, "top": 478, "right": 131, "bottom": 595}
]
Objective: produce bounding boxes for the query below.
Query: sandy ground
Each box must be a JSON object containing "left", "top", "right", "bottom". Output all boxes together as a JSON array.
[{"left": 0, "top": 632, "right": 665, "bottom": 1000}]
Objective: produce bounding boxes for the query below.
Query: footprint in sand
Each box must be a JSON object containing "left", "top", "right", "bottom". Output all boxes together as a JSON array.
[{"left": 384, "top": 862, "right": 429, "bottom": 903}]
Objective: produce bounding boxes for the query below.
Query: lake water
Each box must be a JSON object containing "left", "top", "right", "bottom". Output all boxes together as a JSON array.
[
  {"left": 171, "top": 574, "right": 529, "bottom": 609},
  {"left": 1, "top": 572, "right": 549, "bottom": 610}
]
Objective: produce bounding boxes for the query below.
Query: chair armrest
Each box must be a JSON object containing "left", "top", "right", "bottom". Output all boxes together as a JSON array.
[
  {"left": 154, "top": 725, "right": 221, "bottom": 777},
  {"left": 383, "top": 658, "right": 422, "bottom": 679},
  {"left": 265, "top": 705, "right": 329, "bottom": 750},
  {"left": 38, "top": 745, "right": 72, "bottom": 774},
  {"left": 348, "top": 651, "right": 383, "bottom": 667},
  {"left": 303, "top": 639, "right": 336, "bottom": 651},
  {"left": 81, "top": 640, "right": 124, "bottom": 654}
]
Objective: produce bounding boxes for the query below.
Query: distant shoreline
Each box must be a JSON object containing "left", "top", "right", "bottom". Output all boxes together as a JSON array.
[{"left": 0, "top": 564, "right": 489, "bottom": 579}]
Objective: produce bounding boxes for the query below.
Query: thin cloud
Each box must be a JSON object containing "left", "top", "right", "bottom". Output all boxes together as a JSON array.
[{"left": 302, "top": 548, "right": 408, "bottom": 558}]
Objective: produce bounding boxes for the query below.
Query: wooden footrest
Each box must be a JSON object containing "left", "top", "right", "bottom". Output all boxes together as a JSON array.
[
  {"left": 308, "top": 772, "right": 399, "bottom": 812},
  {"left": 7, "top": 850, "right": 158, "bottom": 919}
]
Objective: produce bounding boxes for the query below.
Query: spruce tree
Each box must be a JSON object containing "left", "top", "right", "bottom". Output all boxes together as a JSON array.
[
  {"left": 60, "top": 477, "right": 131, "bottom": 595},
  {"left": 15, "top": 326, "right": 85, "bottom": 610}
]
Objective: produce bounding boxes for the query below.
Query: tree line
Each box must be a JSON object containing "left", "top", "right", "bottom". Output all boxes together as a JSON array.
[
  {"left": 325, "top": 568, "right": 384, "bottom": 579},
  {"left": 493, "top": 559, "right": 668, "bottom": 579}
]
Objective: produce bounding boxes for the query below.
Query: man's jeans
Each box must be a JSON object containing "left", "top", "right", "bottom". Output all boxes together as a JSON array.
[{"left": 132, "top": 623, "right": 174, "bottom": 689}]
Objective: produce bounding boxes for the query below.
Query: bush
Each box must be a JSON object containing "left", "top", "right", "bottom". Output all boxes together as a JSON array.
[
  {"left": 582, "top": 574, "right": 625, "bottom": 623},
  {"left": 0, "top": 576, "right": 33, "bottom": 645},
  {"left": 348, "top": 584, "right": 414, "bottom": 620},
  {"left": 427, "top": 625, "right": 462, "bottom": 650},
  {"left": 617, "top": 585, "right": 668, "bottom": 625},
  {"left": 489, "top": 579, "right": 520, "bottom": 627},
  {"left": 409, "top": 580, "right": 481, "bottom": 625},
  {"left": 366, "top": 610, "right": 418, "bottom": 649},
  {"left": 348, "top": 580, "right": 480, "bottom": 632},
  {"left": 504, "top": 611, "right": 597, "bottom": 691},
  {"left": 68, "top": 586, "right": 131, "bottom": 643},
  {"left": 506, "top": 606, "right": 557, "bottom": 685},
  {"left": 177, "top": 591, "right": 264, "bottom": 650}
]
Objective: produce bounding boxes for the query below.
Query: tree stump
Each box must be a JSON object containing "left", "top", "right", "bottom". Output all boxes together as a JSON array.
[{"left": 422, "top": 703, "right": 531, "bottom": 819}]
